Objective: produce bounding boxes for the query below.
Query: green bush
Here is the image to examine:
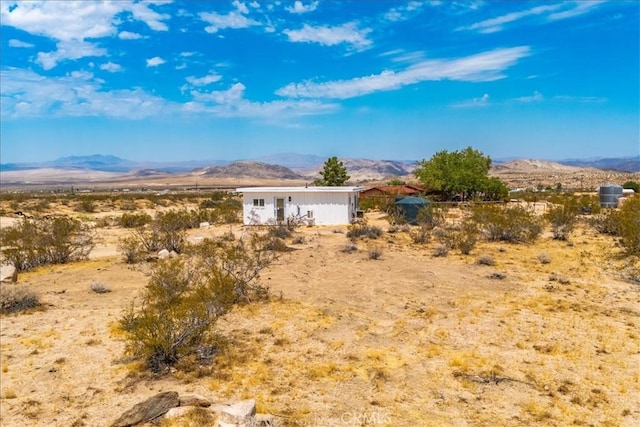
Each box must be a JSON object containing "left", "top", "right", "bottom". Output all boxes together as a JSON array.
[
  {"left": 119, "top": 212, "right": 152, "bottom": 228},
  {"left": 614, "top": 196, "right": 640, "bottom": 255},
  {"left": 1, "top": 217, "right": 94, "bottom": 272},
  {"left": 546, "top": 204, "right": 578, "bottom": 240},
  {"left": 118, "top": 235, "right": 145, "bottom": 264},
  {"left": 120, "top": 232, "right": 277, "bottom": 373},
  {"left": 471, "top": 204, "right": 542, "bottom": 243}
]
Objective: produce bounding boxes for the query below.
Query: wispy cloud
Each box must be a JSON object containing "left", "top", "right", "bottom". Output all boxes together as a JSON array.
[
  {"left": 187, "top": 83, "right": 339, "bottom": 119},
  {"left": 277, "top": 46, "right": 531, "bottom": 99},
  {"left": 553, "top": 95, "right": 607, "bottom": 104},
  {"left": 146, "top": 56, "right": 166, "bottom": 67},
  {"left": 285, "top": 1, "right": 319, "bottom": 14},
  {"left": 383, "top": 1, "right": 425, "bottom": 22},
  {"left": 459, "top": 1, "right": 605, "bottom": 33},
  {"left": 452, "top": 93, "right": 490, "bottom": 108},
  {"left": 283, "top": 22, "right": 372, "bottom": 49},
  {"left": 0, "top": 68, "right": 169, "bottom": 119},
  {"left": 514, "top": 90, "right": 543, "bottom": 103},
  {"left": 8, "top": 39, "right": 34, "bottom": 48}
]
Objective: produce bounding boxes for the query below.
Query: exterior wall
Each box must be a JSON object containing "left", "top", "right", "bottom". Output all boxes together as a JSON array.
[{"left": 241, "top": 190, "right": 359, "bottom": 225}]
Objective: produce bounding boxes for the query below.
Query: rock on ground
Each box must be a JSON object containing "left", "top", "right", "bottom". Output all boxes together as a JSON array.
[{"left": 111, "top": 391, "right": 179, "bottom": 427}]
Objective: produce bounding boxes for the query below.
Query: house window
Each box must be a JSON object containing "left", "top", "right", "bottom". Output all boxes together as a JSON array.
[
  {"left": 253, "top": 198, "right": 265, "bottom": 207},
  {"left": 307, "top": 210, "right": 314, "bottom": 218}
]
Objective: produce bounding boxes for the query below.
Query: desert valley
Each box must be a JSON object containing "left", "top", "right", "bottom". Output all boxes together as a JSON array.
[{"left": 0, "top": 156, "right": 639, "bottom": 426}]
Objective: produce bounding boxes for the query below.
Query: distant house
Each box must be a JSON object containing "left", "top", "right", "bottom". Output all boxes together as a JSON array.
[
  {"left": 359, "top": 184, "right": 424, "bottom": 207},
  {"left": 236, "top": 186, "right": 364, "bottom": 226}
]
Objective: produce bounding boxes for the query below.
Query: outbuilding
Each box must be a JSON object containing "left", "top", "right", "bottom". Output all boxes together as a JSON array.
[
  {"left": 395, "top": 196, "right": 430, "bottom": 224},
  {"left": 236, "top": 186, "right": 364, "bottom": 226}
]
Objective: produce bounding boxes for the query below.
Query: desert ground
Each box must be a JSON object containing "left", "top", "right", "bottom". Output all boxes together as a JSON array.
[{"left": 0, "top": 193, "right": 639, "bottom": 427}]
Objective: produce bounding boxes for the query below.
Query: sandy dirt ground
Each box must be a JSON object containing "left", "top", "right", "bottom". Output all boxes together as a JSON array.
[{"left": 0, "top": 209, "right": 639, "bottom": 426}]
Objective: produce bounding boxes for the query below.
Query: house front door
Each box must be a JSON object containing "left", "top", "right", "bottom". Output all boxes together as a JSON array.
[{"left": 275, "top": 198, "right": 285, "bottom": 222}]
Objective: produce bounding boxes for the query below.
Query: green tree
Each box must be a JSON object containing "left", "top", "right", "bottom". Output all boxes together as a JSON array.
[
  {"left": 414, "top": 146, "right": 502, "bottom": 201},
  {"left": 622, "top": 181, "right": 639, "bottom": 193},
  {"left": 315, "top": 156, "right": 350, "bottom": 186}
]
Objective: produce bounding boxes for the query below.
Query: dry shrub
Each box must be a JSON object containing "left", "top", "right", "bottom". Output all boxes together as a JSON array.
[
  {"left": 0, "top": 217, "right": 94, "bottom": 272},
  {"left": 409, "top": 225, "right": 431, "bottom": 244},
  {"left": 347, "top": 223, "right": 383, "bottom": 240},
  {"left": 119, "top": 212, "right": 152, "bottom": 228},
  {"left": 476, "top": 254, "right": 495, "bottom": 266},
  {"left": 471, "top": 204, "right": 542, "bottom": 243},
  {"left": 537, "top": 252, "right": 551, "bottom": 264},
  {"left": 1, "top": 286, "right": 40, "bottom": 314},
  {"left": 117, "top": 235, "right": 144, "bottom": 264},
  {"left": 120, "top": 232, "right": 277, "bottom": 373},
  {"left": 341, "top": 243, "right": 358, "bottom": 253},
  {"left": 546, "top": 204, "right": 577, "bottom": 240},
  {"left": 89, "top": 281, "right": 111, "bottom": 294},
  {"left": 433, "top": 244, "right": 449, "bottom": 257},
  {"left": 368, "top": 247, "right": 383, "bottom": 260}
]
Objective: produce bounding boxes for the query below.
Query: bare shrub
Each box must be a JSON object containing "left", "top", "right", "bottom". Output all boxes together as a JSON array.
[
  {"left": 267, "top": 224, "right": 292, "bottom": 240},
  {"left": 433, "top": 244, "right": 449, "bottom": 257},
  {"left": 368, "top": 247, "right": 383, "bottom": 260},
  {"left": 89, "top": 281, "right": 111, "bottom": 294},
  {"left": 409, "top": 225, "right": 431, "bottom": 244},
  {"left": 292, "top": 236, "right": 306, "bottom": 244},
  {"left": 488, "top": 272, "right": 506, "bottom": 280},
  {"left": 341, "top": 243, "right": 358, "bottom": 253},
  {"left": 454, "top": 219, "right": 479, "bottom": 255},
  {"left": 346, "top": 223, "right": 383, "bottom": 240},
  {"left": 476, "top": 254, "right": 495, "bottom": 266},
  {"left": 537, "top": 252, "right": 551, "bottom": 264},
  {"left": 1, "top": 286, "right": 40, "bottom": 314}
]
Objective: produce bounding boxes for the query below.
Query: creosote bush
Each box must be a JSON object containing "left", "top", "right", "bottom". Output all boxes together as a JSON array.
[
  {"left": 471, "top": 204, "right": 542, "bottom": 243},
  {"left": 0, "top": 217, "right": 94, "bottom": 272},
  {"left": 476, "top": 254, "right": 495, "bottom": 266},
  {"left": 120, "top": 232, "right": 277, "bottom": 373},
  {"left": 546, "top": 204, "right": 578, "bottom": 240}
]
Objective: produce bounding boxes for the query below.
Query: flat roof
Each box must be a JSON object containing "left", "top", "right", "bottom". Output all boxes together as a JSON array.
[{"left": 236, "top": 186, "right": 364, "bottom": 193}]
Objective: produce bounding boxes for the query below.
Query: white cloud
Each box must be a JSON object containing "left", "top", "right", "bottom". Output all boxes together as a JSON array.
[
  {"left": 8, "top": 39, "right": 34, "bottom": 48},
  {"left": 459, "top": 4, "right": 562, "bottom": 33},
  {"left": 277, "top": 46, "right": 531, "bottom": 99},
  {"left": 146, "top": 56, "right": 166, "bottom": 67},
  {"left": 546, "top": 1, "right": 604, "bottom": 21},
  {"left": 0, "top": 1, "right": 170, "bottom": 68},
  {"left": 199, "top": 6, "right": 260, "bottom": 33},
  {"left": 553, "top": 95, "right": 607, "bottom": 104},
  {"left": 232, "top": 1, "right": 250, "bottom": 14},
  {"left": 383, "top": 1, "right": 424, "bottom": 22},
  {"left": 186, "top": 83, "right": 339, "bottom": 118},
  {"left": 37, "top": 40, "right": 107, "bottom": 70},
  {"left": 283, "top": 22, "right": 372, "bottom": 49},
  {"left": 118, "top": 31, "right": 144, "bottom": 40},
  {"left": 514, "top": 90, "right": 543, "bottom": 103},
  {"left": 452, "top": 93, "right": 490, "bottom": 108},
  {"left": 1, "top": 68, "right": 168, "bottom": 119},
  {"left": 460, "top": 1, "right": 605, "bottom": 33},
  {"left": 186, "top": 72, "right": 222, "bottom": 86},
  {"left": 100, "top": 62, "right": 122, "bottom": 72},
  {"left": 250, "top": 1, "right": 260, "bottom": 8},
  {"left": 285, "top": 1, "right": 319, "bottom": 14}
]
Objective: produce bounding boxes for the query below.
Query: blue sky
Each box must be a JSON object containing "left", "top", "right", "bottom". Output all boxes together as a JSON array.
[{"left": 1, "top": 0, "right": 638, "bottom": 163}]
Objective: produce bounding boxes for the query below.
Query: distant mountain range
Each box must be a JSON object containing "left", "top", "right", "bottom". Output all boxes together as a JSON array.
[{"left": 1, "top": 153, "right": 638, "bottom": 178}]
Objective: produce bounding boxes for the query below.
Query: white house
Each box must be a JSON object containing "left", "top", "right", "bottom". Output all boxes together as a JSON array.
[{"left": 236, "top": 186, "right": 364, "bottom": 226}]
